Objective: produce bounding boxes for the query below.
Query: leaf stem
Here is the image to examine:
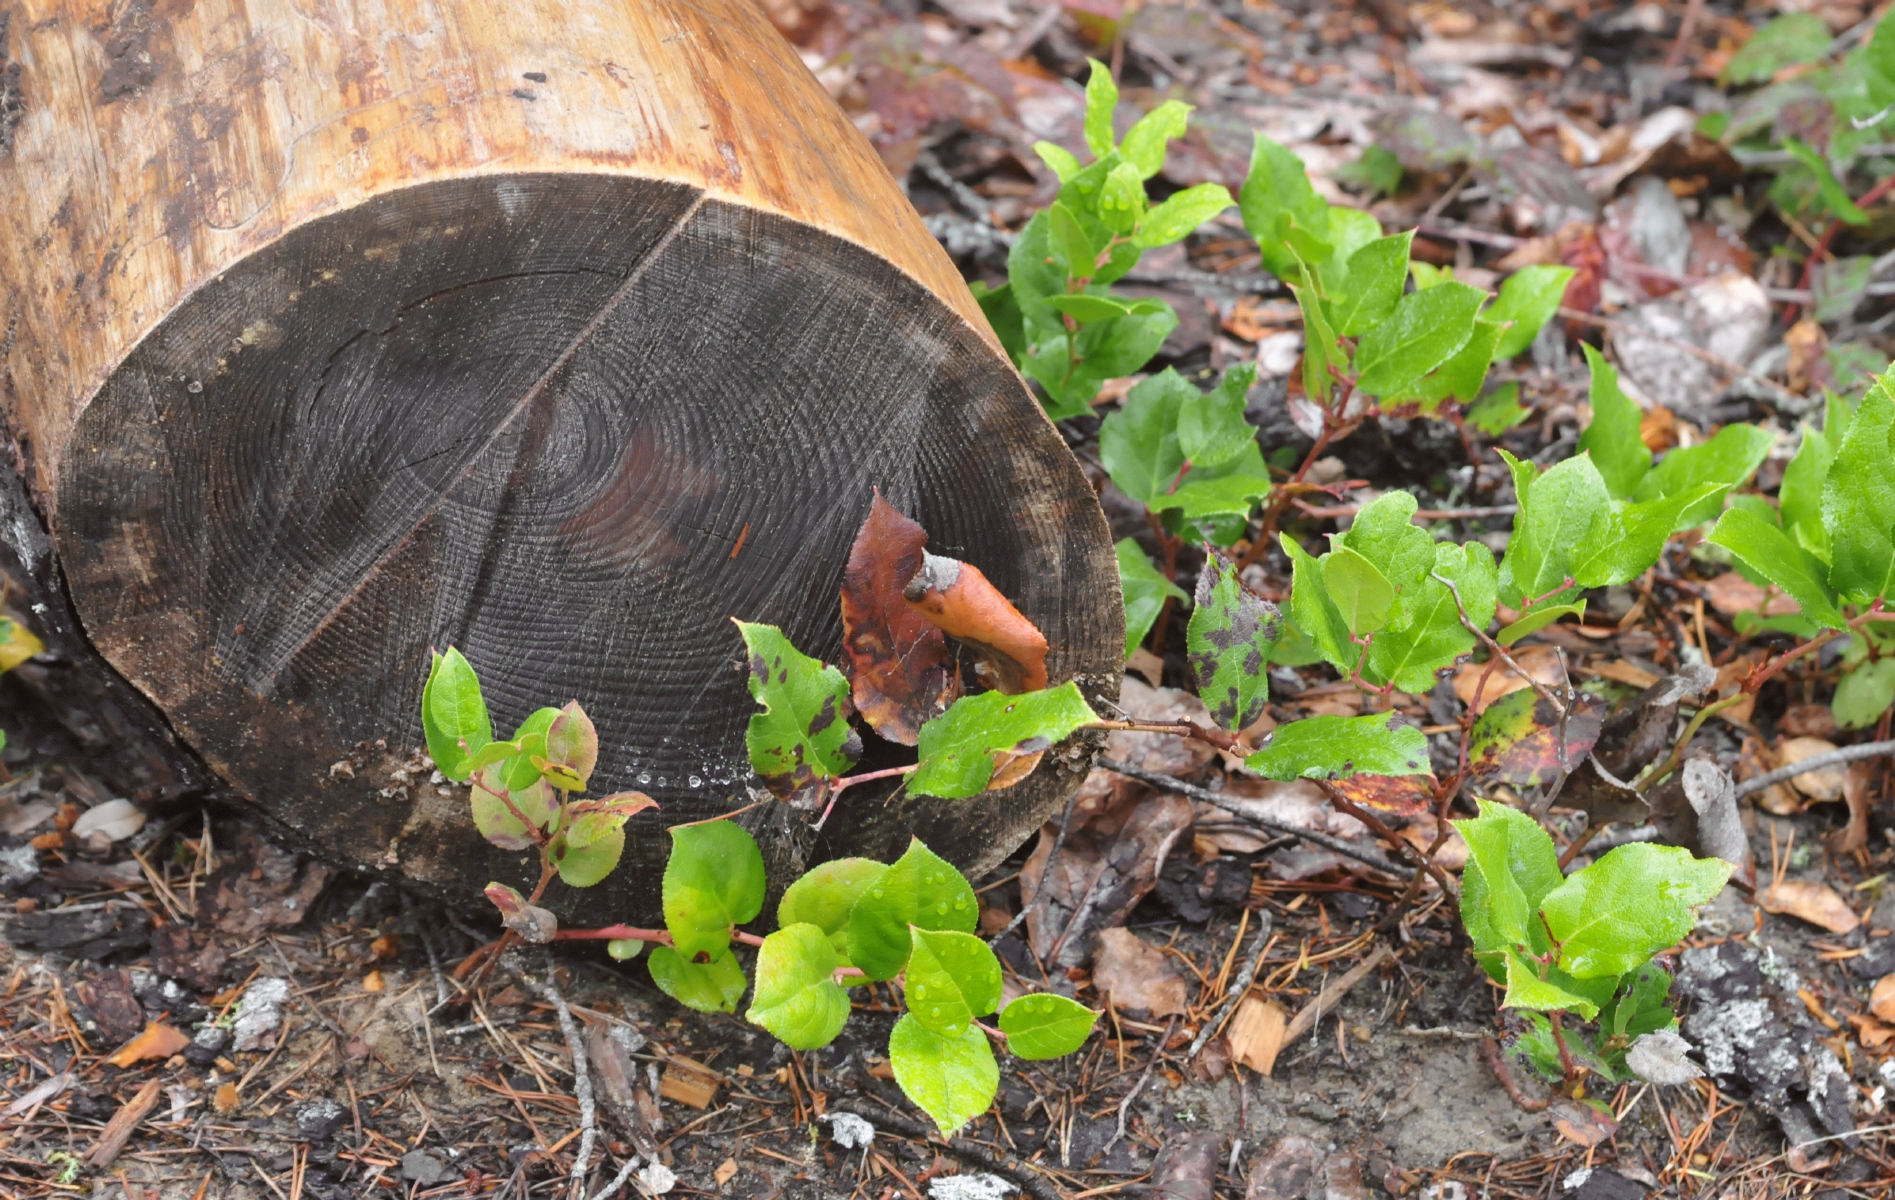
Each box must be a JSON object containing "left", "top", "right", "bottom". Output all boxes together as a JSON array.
[
  {"left": 1631, "top": 691, "right": 1747, "bottom": 793},
  {"left": 814, "top": 764, "right": 920, "bottom": 832}
]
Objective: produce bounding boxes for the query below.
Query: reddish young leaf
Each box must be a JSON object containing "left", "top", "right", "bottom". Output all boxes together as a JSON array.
[
  {"left": 904, "top": 553, "right": 1049, "bottom": 694},
  {"left": 839, "top": 492, "right": 960, "bottom": 745}
]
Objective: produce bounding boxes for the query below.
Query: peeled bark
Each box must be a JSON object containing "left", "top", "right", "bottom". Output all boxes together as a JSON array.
[{"left": 0, "top": 0, "right": 1119, "bottom": 923}]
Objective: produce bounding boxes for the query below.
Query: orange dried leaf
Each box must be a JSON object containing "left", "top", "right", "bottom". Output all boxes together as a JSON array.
[
  {"left": 212, "top": 1083, "right": 240, "bottom": 1114},
  {"left": 905, "top": 553, "right": 1048, "bottom": 694},
  {"left": 839, "top": 491, "right": 960, "bottom": 745},
  {"left": 1760, "top": 879, "right": 1860, "bottom": 933},
  {"left": 105, "top": 1022, "right": 191, "bottom": 1067},
  {"left": 363, "top": 970, "right": 385, "bottom": 993},
  {"left": 1872, "top": 975, "right": 1895, "bottom": 1024}
]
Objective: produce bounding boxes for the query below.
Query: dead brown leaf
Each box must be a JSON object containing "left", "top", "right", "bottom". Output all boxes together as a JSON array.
[
  {"left": 212, "top": 1083, "right": 240, "bottom": 1114},
  {"left": 77, "top": 969, "right": 145, "bottom": 1044},
  {"left": 1639, "top": 404, "right": 1678, "bottom": 454},
  {"left": 839, "top": 492, "right": 960, "bottom": 745},
  {"left": 1760, "top": 879, "right": 1860, "bottom": 933},
  {"left": 1550, "top": 1099, "right": 1618, "bottom": 1148},
  {"left": 1090, "top": 927, "right": 1189, "bottom": 1018},
  {"left": 105, "top": 1022, "right": 191, "bottom": 1068},
  {"left": 904, "top": 552, "right": 1048, "bottom": 694},
  {"left": 1225, "top": 995, "right": 1288, "bottom": 1075},
  {"left": 1703, "top": 572, "right": 1802, "bottom": 618},
  {"left": 1452, "top": 646, "right": 1564, "bottom": 714},
  {"left": 1325, "top": 773, "right": 1435, "bottom": 821},
  {"left": 1786, "top": 318, "right": 1829, "bottom": 394},
  {"left": 1874, "top": 975, "right": 1895, "bottom": 1023},
  {"left": 1779, "top": 704, "right": 1839, "bottom": 739},
  {"left": 1779, "top": 737, "right": 1847, "bottom": 800},
  {"left": 1828, "top": 761, "right": 1877, "bottom": 856}
]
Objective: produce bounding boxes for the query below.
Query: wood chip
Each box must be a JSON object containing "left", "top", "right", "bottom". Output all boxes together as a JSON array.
[
  {"left": 104, "top": 1021, "right": 192, "bottom": 1068},
  {"left": 1224, "top": 996, "right": 1287, "bottom": 1076},
  {"left": 86, "top": 1079, "right": 163, "bottom": 1168},
  {"left": 658, "top": 1062, "right": 719, "bottom": 1109}
]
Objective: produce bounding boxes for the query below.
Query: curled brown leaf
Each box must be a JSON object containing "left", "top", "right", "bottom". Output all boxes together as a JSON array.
[
  {"left": 839, "top": 492, "right": 960, "bottom": 744},
  {"left": 904, "top": 551, "right": 1049, "bottom": 693}
]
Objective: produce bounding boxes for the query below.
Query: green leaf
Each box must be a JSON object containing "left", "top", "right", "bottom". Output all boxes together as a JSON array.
[
  {"left": 910, "top": 683, "right": 1099, "bottom": 799},
  {"left": 1334, "top": 143, "right": 1403, "bottom": 196},
  {"left": 1033, "top": 141, "right": 1082, "bottom": 183},
  {"left": 1187, "top": 552, "right": 1281, "bottom": 732},
  {"left": 648, "top": 946, "right": 747, "bottom": 1014},
  {"left": 1325, "top": 207, "right": 1384, "bottom": 271},
  {"left": 1117, "top": 540, "right": 1188, "bottom": 659},
  {"left": 1245, "top": 713, "right": 1432, "bottom": 781},
  {"left": 779, "top": 858, "right": 888, "bottom": 946},
  {"left": 1120, "top": 100, "right": 1192, "bottom": 177},
  {"left": 1454, "top": 798, "right": 1563, "bottom": 953},
  {"left": 1466, "top": 382, "right": 1531, "bottom": 436},
  {"left": 1320, "top": 546, "right": 1397, "bottom": 636},
  {"left": 1497, "top": 601, "right": 1586, "bottom": 647},
  {"left": 999, "top": 994, "right": 1098, "bottom": 1060},
  {"left": 1576, "top": 345, "right": 1650, "bottom": 500},
  {"left": 1835, "top": 659, "right": 1895, "bottom": 730},
  {"left": 1239, "top": 134, "right": 1329, "bottom": 282},
  {"left": 1541, "top": 844, "right": 1733, "bottom": 979},
  {"left": 846, "top": 839, "right": 979, "bottom": 981},
  {"left": 470, "top": 777, "right": 557, "bottom": 851},
  {"left": 1410, "top": 262, "right": 1450, "bottom": 289},
  {"left": 1083, "top": 59, "right": 1118, "bottom": 159},
  {"left": 1287, "top": 258, "right": 1342, "bottom": 406},
  {"left": 904, "top": 928, "right": 1003, "bottom": 1036},
  {"left": 1496, "top": 449, "right": 1615, "bottom": 610},
  {"left": 1487, "top": 265, "right": 1575, "bottom": 359},
  {"left": 1043, "top": 294, "right": 1131, "bottom": 324},
  {"left": 1364, "top": 540, "right": 1496, "bottom": 694},
  {"left": 663, "top": 821, "right": 767, "bottom": 959},
  {"left": 1024, "top": 305, "right": 1180, "bottom": 420},
  {"left": 1327, "top": 230, "right": 1411, "bottom": 336},
  {"left": 1502, "top": 948, "right": 1601, "bottom": 1021},
  {"left": 1784, "top": 139, "right": 1870, "bottom": 225},
  {"left": 1354, "top": 282, "right": 1488, "bottom": 397},
  {"left": 746, "top": 923, "right": 850, "bottom": 1050},
  {"left": 1708, "top": 506, "right": 1847, "bottom": 629},
  {"left": 1048, "top": 203, "right": 1098, "bottom": 278},
  {"left": 1821, "top": 380, "right": 1895, "bottom": 603},
  {"left": 1588, "top": 485, "right": 1725, "bottom": 589},
  {"left": 1099, "top": 162, "right": 1147, "bottom": 237},
  {"left": 496, "top": 707, "right": 561, "bottom": 791},
  {"left": 1780, "top": 425, "right": 1835, "bottom": 562},
  {"left": 1607, "top": 963, "right": 1678, "bottom": 1040},
  {"left": 554, "top": 824, "right": 624, "bottom": 887},
  {"left": 1722, "top": 13, "right": 1833, "bottom": 85},
  {"left": 1176, "top": 363, "right": 1259, "bottom": 469},
  {"left": 888, "top": 1014, "right": 998, "bottom": 1137},
  {"left": 424, "top": 647, "right": 492, "bottom": 781},
  {"left": 735, "top": 620, "right": 858, "bottom": 801},
  {"left": 1409, "top": 317, "right": 1504, "bottom": 408},
  {"left": 544, "top": 702, "right": 599, "bottom": 789},
  {"left": 1632, "top": 422, "right": 1775, "bottom": 528},
  {"left": 606, "top": 938, "right": 645, "bottom": 961},
  {"left": 1137, "top": 183, "right": 1234, "bottom": 248},
  {"left": 1280, "top": 534, "right": 1354, "bottom": 674}
]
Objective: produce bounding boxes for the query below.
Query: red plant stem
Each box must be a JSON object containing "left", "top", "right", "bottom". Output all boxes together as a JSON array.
[
  {"left": 1548, "top": 1013, "right": 1580, "bottom": 1092},
  {"left": 814, "top": 764, "right": 919, "bottom": 831},
  {"left": 1521, "top": 577, "right": 1578, "bottom": 611},
  {"left": 1483, "top": 1037, "right": 1551, "bottom": 1112},
  {"left": 553, "top": 925, "right": 767, "bottom": 949},
  {"left": 1788, "top": 170, "right": 1895, "bottom": 323},
  {"left": 1744, "top": 602, "right": 1894, "bottom": 693},
  {"left": 1165, "top": 459, "right": 1194, "bottom": 495}
]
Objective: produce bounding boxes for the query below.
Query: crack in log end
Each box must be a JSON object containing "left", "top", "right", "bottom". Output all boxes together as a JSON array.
[{"left": 0, "top": 15, "right": 22, "bottom": 156}]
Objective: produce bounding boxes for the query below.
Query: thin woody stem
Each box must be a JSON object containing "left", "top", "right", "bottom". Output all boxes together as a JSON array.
[
  {"left": 814, "top": 764, "right": 919, "bottom": 832},
  {"left": 1430, "top": 572, "right": 1569, "bottom": 719},
  {"left": 1087, "top": 719, "right": 1242, "bottom": 753},
  {"left": 1744, "top": 602, "right": 1894, "bottom": 693}
]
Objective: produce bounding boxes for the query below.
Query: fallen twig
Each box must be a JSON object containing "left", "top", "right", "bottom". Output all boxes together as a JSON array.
[
  {"left": 1733, "top": 739, "right": 1895, "bottom": 799},
  {"left": 1187, "top": 915, "right": 1274, "bottom": 1061},
  {"left": 1282, "top": 944, "right": 1392, "bottom": 1048},
  {"left": 528, "top": 950, "right": 598, "bottom": 1200},
  {"left": 1096, "top": 756, "right": 1414, "bottom": 879},
  {"left": 1106, "top": 1013, "right": 1178, "bottom": 1154}
]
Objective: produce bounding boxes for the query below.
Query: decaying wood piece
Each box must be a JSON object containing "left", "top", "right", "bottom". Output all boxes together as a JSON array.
[{"left": 0, "top": 0, "right": 1119, "bottom": 923}]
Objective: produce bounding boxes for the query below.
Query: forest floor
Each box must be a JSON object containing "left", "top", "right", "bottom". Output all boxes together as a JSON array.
[{"left": 7, "top": 0, "right": 1895, "bottom": 1198}]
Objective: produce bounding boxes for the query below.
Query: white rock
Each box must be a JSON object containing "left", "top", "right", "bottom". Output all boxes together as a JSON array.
[
  {"left": 71, "top": 799, "right": 145, "bottom": 843},
  {"left": 231, "top": 977, "right": 291, "bottom": 1052},
  {"left": 1626, "top": 1029, "right": 1704, "bottom": 1086},
  {"left": 635, "top": 1161, "right": 676, "bottom": 1195},
  {"left": 822, "top": 1111, "right": 875, "bottom": 1149},
  {"left": 929, "top": 1176, "right": 1016, "bottom": 1200}
]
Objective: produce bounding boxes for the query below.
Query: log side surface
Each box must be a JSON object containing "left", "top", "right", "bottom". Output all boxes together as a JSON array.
[{"left": 0, "top": 0, "right": 1121, "bottom": 921}]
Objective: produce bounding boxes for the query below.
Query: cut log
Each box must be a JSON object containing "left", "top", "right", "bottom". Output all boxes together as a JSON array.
[{"left": 0, "top": 0, "right": 1118, "bottom": 923}]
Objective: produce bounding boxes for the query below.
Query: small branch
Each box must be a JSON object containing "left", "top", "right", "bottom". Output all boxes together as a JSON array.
[
  {"left": 1105, "top": 1014, "right": 1177, "bottom": 1153},
  {"left": 1743, "top": 603, "right": 1893, "bottom": 694},
  {"left": 1633, "top": 692, "right": 1746, "bottom": 793},
  {"left": 1320, "top": 783, "right": 1458, "bottom": 899},
  {"left": 1098, "top": 756, "right": 1414, "bottom": 878},
  {"left": 530, "top": 949, "right": 597, "bottom": 1200},
  {"left": 1087, "top": 719, "right": 1242, "bottom": 753},
  {"left": 1186, "top": 914, "right": 1275, "bottom": 1061},
  {"left": 815, "top": 764, "right": 919, "bottom": 832},
  {"left": 1431, "top": 572, "right": 1569, "bottom": 718},
  {"left": 1733, "top": 739, "right": 1895, "bottom": 799},
  {"left": 1483, "top": 1037, "right": 1552, "bottom": 1112},
  {"left": 554, "top": 926, "right": 671, "bottom": 944}
]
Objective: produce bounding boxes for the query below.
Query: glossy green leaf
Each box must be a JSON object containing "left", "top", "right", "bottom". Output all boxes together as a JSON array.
[
  {"left": 544, "top": 702, "right": 598, "bottom": 789},
  {"left": 1497, "top": 601, "right": 1586, "bottom": 647},
  {"left": 1083, "top": 59, "right": 1117, "bottom": 159},
  {"left": 1281, "top": 534, "right": 1354, "bottom": 672},
  {"left": 1033, "top": 141, "right": 1081, "bottom": 183},
  {"left": 648, "top": 946, "right": 746, "bottom": 1014},
  {"left": 1496, "top": 449, "right": 1615, "bottom": 610},
  {"left": 554, "top": 824, "right": 624, "bottom": 888},
  {"left": 735, "top": 620, "right": 858, "bottom": 801},
  {"left": 905, "top": 928, "right": 1002, "bottom": 1036},
  {"left": 1454, "top": 798, "right": 1563, "bottom": 953},
  {"left": 663, "top": 820, "right": 767, "bottom": 959},
  {"left": 1542, "top": 844, "right": 1733, "bottom": 979},
  {"left": 747, "top": 923, "right": 850, "bottom": 1050},
  {"left": 1821, "top": 381, "right": 1895, "bottom": 603},
  {"left": 1138, "top": 182, "right": 1231, "bottom": 248},
  {"left": 999, "top": 994, "right": 1098, "bottom": 1060},
  {"left": 1321, "top": 545, "right": 1397, "bottom": 636},
  {"left": 1722, "top": 13, "right": 1831, "bottom": 84},
  {"left": 1119, "top": 100, "right": 1190, "bottom": 177},
  {"left": 1325, "top": 206, "right": 1384, "bottom": 267},
  {"left": 495, "top": 707, "right": 561, "bottom": 791},
  {"left": 1606, "top": 963, "right": 1677, "bottom": 1039},
  {"left": 1288, "top": 257, "right": 1342, "bottom": 406},
  {"left": 1187, "top": 552, "right": 1281, "bottom": 732},
  {"left": 424, "top": 647, "right": 491, "bottom": 781},
  {"left": 1409, "top": 316, "right": 1504, "bottom": 408},
  {"left": 1328, "top": 230, "right": 1411, "bottom": 336},
  {"left": 1043, "top": 293, "right": 1132, "bottom": 324},
  {"left": 1632, "top": 422, "right": 1775, "bottom": 528},
  {"left": 910, "top": 684, "right": 1098, "bottom": 799},
  {"left": 779, "top": 858, "right": 888, "bottom": 940},
  {"left": 1467, "top": 382, "right": 1531, "bottom": 435},
  {"left": 846, "top": 839, "right": 979, "bottom": 981},
  {"left": 1835, "top": 658, "right": 1895, "bottom": 730},
  {"left": 888, "top": 1014, "right": 998, "bottom": 1137},
  {"left": 1024, "top": 305, "right": 1180, "bottom": 421},
  {"left": 1487, "top": 265, "right": 1576, "bottom": 359},
  {"left": 1239, "top": 134, "right": 1329, "bottom": 282},
  {"left": 1099, "top": 162, "right": 1147, "bottom": 236},
  {"left": 1354, "top": 282, "right": 1487, "bottom": 397},
  {"left": 1117, "top": 540, "right": 1188, "bottom": 659},
  {"left": 1708, "top": 506, "right": 1847, "bottom": 629},
  {"left": 1365, "top": 540, "right": 1497, "bottom": 694},
  {"left": 1246, "top": 713, "right": 1432, "bottom": 781},
  {"left": 1502, "top": 947, "right": 1601, "bottom": 1021},
  {"left": 1784, "top": 139, "right": 1869, "bottom": 225},
  {"left": 1583, "top": 485, "right": 1724, "bottom": 589},
  {"left": 1780, "top": 424, "right": 1834, "bottom": 562},
  {"left": 1176, "top": 363, "right": 1259, "bottom": 469},
  {"left": 1048, "top": 202, "right": 1097, "bottom": 278},
  {"left": 1576, "top": 345, "right": 1649, "bottom": 500}
]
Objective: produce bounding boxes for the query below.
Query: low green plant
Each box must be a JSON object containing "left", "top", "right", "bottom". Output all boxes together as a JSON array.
[{"left": 1456, "top": 801, "right": 1730, "bottom": 1095}]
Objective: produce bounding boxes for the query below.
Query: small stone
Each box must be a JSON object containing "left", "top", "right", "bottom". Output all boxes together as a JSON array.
[
  {"left": 184, "top": 1025, "right": 231, "bottom": 1067},
  {"left": 0, "top": 843, "right": 38, "bottom": 889},
  {"left": 821, "top": 1111, "right": 874, "bottom": 1149},
  {"left": 297, "top": 1098, "right": 347, "bottom": 1142},
  {"left": 231, "top": 977, "right": 290, "bottom": 1052},
  {"left": 400, "top": 1151, "right": 449, "bottom": 1185}
]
